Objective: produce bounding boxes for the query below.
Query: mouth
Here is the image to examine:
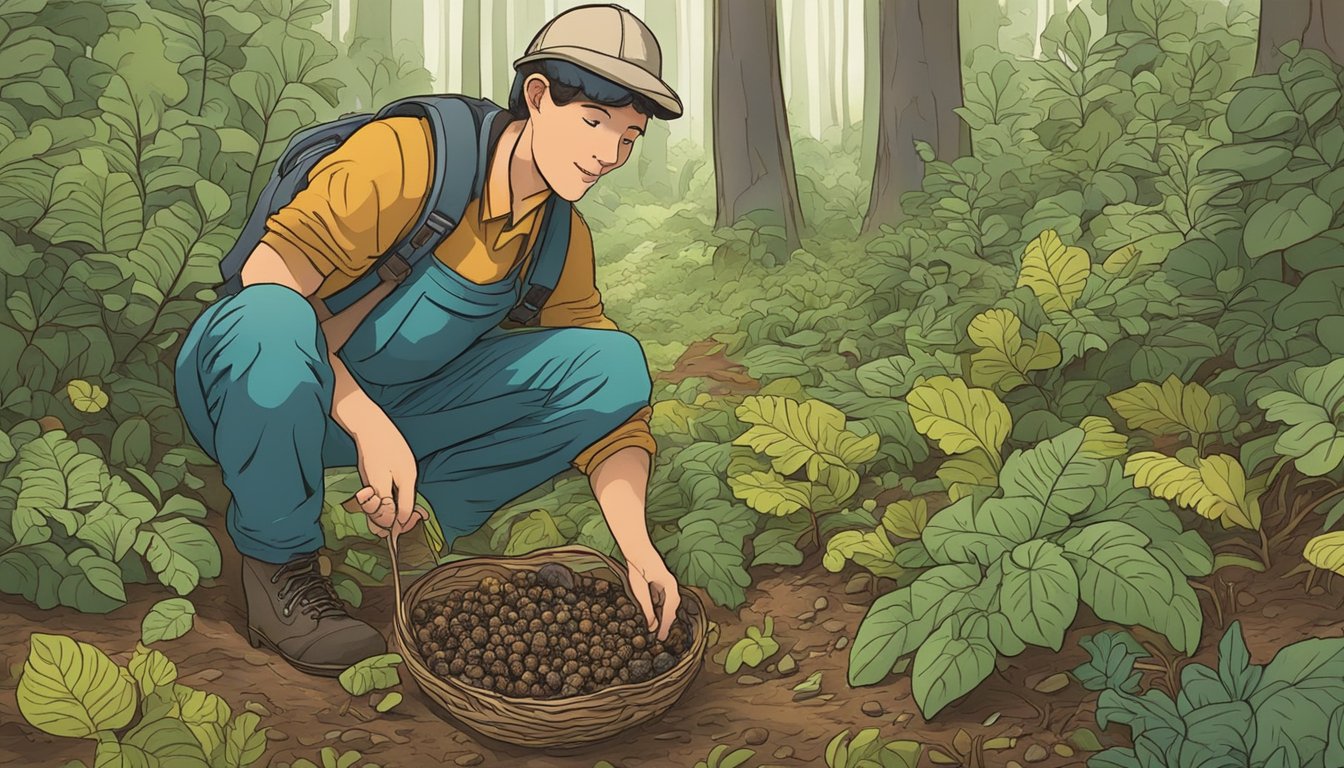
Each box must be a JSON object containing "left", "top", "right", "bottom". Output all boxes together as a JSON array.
[{"left": 575, "top": 163, "right": 600, "bottom": 182}]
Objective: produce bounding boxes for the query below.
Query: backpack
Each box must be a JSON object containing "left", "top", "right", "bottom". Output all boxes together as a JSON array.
[{"left": 215, "top": 94, "right": 571, "bottom": 330}]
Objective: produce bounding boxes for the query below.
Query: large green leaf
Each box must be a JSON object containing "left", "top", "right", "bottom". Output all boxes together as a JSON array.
[
  {"left": 135, "top": 518, "right": 220, "bottom": 595},
  {"left": 16, "top": 633, "right": 137, "bottom": 738},
  {"left": 734, "top": 396, "right": 879, "bottom": 499},
  {"left": 31, "top": 148, "right": 143, "bottom": 252},
  {"left": 728, "top": 469, "right": 812, "bottom": 516},
  {"left": 906, "top": 376, "right": 1011, "bottom": 468},
  {"left": 999, "top": 428, "right": 1106, "bottom": 523},
  {"left": 999, "top": 540, "right": 1078, "bottom": 651},
  {"left": 911, "top": 613, "right": 996, "bottom": 718},
  {"left": 504, "top": 509, "right": 564, "bottom": 556},
  {"left": 338, "top": 653, "right": 402, "bottom": 696},
  {"left": 1243, "top": 187, "right": 1332, "bottom": 259},
  {"left": 1249, "top": 634, "right": 1344, "bottom": 766},
  {"left": 100, "top": 710, "right": 209, "bottom": 768},
  {"left": 847, "top": 564, "right": 981, "bottom": 686},
  {"left": 666, "top": 518, "right": 752, "bottom": 608},
  {"left": 141, "top": 597, "right": 196, "bottom": 645},
  {"left": 1107, "top": 375, "right": 1237, "bottom": 440},
  {"left": 1257, "top": 358, "right": 1344, "bottom": 476}
]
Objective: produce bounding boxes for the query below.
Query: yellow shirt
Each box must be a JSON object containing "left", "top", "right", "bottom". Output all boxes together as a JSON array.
[{"left": 259, "top": 116, "right": 654, "bottom": 476}]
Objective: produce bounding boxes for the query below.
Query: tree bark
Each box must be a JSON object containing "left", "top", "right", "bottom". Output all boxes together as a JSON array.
[
  {"left": 842, "top": 0, "right": 851, "bottom": 126},
  {"left": 861, "top": 0, "right": 880, "bottom": 183},
  {"left": 863, "top": 0, "right": 965, "bottom": 233},
  {"left": 1256, "top": 0, "right": 1344, "bottom": 73},
  {"left": 823, "top": 0, "right": 839, "bottom": 128},
  {"left": 349, "top": 0, "right": 390, "bottom": 47},
  {"left": 492, "top": 0, "right": 510, "bottom": 104},
  {"left": 455, "top": 0, "right": 481, "bottom": 96},
  {"left": 713, "top": 0, "right": 804, "bottom": 255},
  {"left": 789, "top": 0, "right": 811, "bottom": 136},
  {"left": 703, "top": 0, "right": 714, "bottom": 148}
]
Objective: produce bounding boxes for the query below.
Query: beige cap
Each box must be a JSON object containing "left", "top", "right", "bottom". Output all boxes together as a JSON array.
[{"left": 513, "top": 3, "right": 683, "bottom": 119}]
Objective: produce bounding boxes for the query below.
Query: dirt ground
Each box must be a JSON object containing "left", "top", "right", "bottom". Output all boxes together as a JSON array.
[{"left": 2, "top": 475, "right": 1342, "bottom": 768}]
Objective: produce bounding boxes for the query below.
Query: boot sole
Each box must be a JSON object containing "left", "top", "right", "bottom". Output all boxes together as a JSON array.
[{"left": 246, "top": 626, "right": 349, "bottom": 677}]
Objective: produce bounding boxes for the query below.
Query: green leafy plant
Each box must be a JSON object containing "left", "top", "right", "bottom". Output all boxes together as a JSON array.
[
  {"left": 16, "top": 633, "right": 266, "bottom": 767},
  {"left": 1070, "top": 629, "right": 1146, "bottom": 693},
  {"left": 724, "top": 616, "right": 779, "bottom": 675},
  {"left": 825, "top": 728, "right": 922, "bottom": 768},
  {"left": 693, "top": 743, "right": 755, "bottom": 768},
  {"left": 1091, "top": 621, "right": 1344, "bottom": 768},
  {"left": 287, "top": 747, "right": 381, "bottom": 768}
]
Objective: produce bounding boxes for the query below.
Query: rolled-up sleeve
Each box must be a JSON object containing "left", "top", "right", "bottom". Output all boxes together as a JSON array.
[
  {"left": 571, "top": 405, "right": 657, "bottom": 475},
  {"left": 259, "top": 117, "right": 431, "bottom": 298}
]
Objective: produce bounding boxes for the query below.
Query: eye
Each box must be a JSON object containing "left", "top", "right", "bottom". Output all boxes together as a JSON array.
[
  {"left": 622, "top": 138, "right": 634, "bottom": 146},
  {"left": 584, "top": 118, "right": 599, "bottom": 127}
]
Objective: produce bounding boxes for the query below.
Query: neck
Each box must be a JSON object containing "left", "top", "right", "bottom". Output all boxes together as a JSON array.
[{"left": 507, "top": 120, "right": 548, "bottom": 206}]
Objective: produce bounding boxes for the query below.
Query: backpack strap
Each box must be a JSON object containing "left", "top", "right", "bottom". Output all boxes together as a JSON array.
[{"left": 506, "top": 195, "right": 572, "bottom": 326}]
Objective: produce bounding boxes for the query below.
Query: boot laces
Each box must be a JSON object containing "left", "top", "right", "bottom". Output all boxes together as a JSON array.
[{"left": 271, "top": 553, "right": 347, "bottom": 620}]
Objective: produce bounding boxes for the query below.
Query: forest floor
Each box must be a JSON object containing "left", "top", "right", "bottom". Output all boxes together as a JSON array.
[{"left": 3, "top": 349, "right": 1343, "bottom": 768}]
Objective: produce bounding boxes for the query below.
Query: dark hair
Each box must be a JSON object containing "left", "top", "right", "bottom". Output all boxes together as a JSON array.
[{"left": 507, "top": 59, "right": 674, "bottom": 121}]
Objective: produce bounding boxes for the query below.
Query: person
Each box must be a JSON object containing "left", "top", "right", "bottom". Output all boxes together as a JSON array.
[{"left": 174, "top": 4, "right": 683, "bottom": 676}]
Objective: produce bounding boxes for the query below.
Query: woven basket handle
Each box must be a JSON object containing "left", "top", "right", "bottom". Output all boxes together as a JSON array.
[{"left": 387, "top": 532, "right": 406, "bottom": 619}]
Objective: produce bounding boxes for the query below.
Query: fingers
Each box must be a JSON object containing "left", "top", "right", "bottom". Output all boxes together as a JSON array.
[
  {"left": 393, "top": 478, "right": 417, "bottom": 535},
  {"left": 628, "top": 571, "right": 658, "bottom": 633},
  {"left": 656, "top": 580, "right": 680, "bottom": 642},
  {"left": 358, "top": 484, "right": 396, "bottom": 532}
]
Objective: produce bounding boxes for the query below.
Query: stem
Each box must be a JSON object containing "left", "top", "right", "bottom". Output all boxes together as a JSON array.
[
  {"left": 1305, "top": 567, "right": 1317, "bottom": 593},
  {"left": 1192, "top": 581, "right": 1224, "bottom": 629},
  {"left": 1271, "top": 484, "right": 1344, "bottom": 548},
  {"left": 1258, "top": 527, "right": 1272, "bottom": 570}
]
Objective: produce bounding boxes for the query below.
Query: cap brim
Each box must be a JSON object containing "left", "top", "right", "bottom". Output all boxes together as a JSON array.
[{"left": 513, "top": 47, "right": 683, "bottom": 119}]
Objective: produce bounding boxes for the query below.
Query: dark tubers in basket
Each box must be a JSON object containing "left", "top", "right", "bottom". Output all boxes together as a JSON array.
[{"left": 410, "top": 568, "right": 690, "bottom": 699}]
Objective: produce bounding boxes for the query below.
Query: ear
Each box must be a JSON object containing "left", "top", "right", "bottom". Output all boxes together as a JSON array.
[{"left": 524, "top": 74, "right": 550, "bottom": 117}]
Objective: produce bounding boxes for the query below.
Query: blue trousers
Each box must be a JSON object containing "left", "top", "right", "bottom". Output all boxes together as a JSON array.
[{"left": 174, "top": 283, "right": 651, "bottom": 563}]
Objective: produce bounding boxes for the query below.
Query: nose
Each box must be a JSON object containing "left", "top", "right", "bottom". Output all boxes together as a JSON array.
[{"left": 593, "top": 139, "right": 620, "bottom": 168}]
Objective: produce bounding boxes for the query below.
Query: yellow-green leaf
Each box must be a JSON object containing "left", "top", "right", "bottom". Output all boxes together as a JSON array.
[
  {"left": 937, "top": 450, "right": 1001, "bottom": 500},
  {"left": 907, "top": 376, "right": 1010, "bottom": 469},
  {"left": 375, "top": 691, "right": 402, "bottom": 713},
  {"left": 66, "top": 380, "right": 108, "bottom": 413},
  {"left": 1124, "top": 452, "right": 1261, "bottom": 529},
  {"left": 1107, "top": 375, "right": 1237, "bottom": 439},
  {"left": 734, "top": 396, "right": 880, "bottom": 482},
  {"left": 728, "top": 469, "right": 812, "bottom": 516},
  {"left": 1079, "top": 416, "right": 1128, "bottom": 458},
  {"left": 1303, "top": 532, "right": 1344, "bottom": 575},
  {"left": 967, "top": 309, "right": 1062, "bottom": 391},
  {"left": 1018, "top": 229, "right": 1090, "bottom": 312},
  {"left": 882, "top": 498, "right": 928, "bottom": 539},
  {"left": 128, "top": 644, "right": 177, "bottom": 698},
  {"left": 17, "top": 633, "right": 137, "bottom": 738}
]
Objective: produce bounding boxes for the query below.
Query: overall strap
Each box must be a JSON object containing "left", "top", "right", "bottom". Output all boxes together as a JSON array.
[{"left": 507, "top": 196, "right": 572, "bottom": 326}]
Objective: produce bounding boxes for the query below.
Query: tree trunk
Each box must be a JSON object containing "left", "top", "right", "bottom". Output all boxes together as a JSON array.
[
  {"left": 713, "top": 0, "right": 804, "bottom": 256},
  {"left": 391, "top": 0, "right": 423, "bottom": 49},
  {"left": 641, "top": 0, "right": 676, "bottom": 180},
  {"left": 492, "top": 0, "right": 510, "bottom": 104},
  {"left": 458, "top": 0, "right": 482, "bottom": 96},
  {"left": 823, "top": 0, "right": 839, "bottom": 128},
  {"left": 1256, "top": 0, "right": 1344, "bottom": 73},
  {"left": 960, "top": 0, "right": 1005, "bottom": 65},
  {"left": 704, "top": 0, "right": 714, "bottom": 147},
  {"left": 842, "top": 0, "right": 851, "bottom": 127},
  {"left": 332, "top": 0, "right": 342, "bottom": 49},
  {"left": 863, "top": 0, "right": 964, "bottom": 233},
  {"left": 349, "top": 0, "right": 390, "bottom": 47},
  {"left": 861, "top": 0, "right": 880, "bottom": 183},
  {"left": 789, "top": 0, "right": 811, "bottom": 136}
]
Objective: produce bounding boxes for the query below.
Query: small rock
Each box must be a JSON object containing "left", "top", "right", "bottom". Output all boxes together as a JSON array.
[
  {"left": 738, "top": 675, "right": 764, "bottom": 685},
  {"left": 774, "top": 746, "right": 794, "bottom": 759},
  {"left": 340, "top": 729, "right": 367, "bottom": 743},
  {"left": 455, "top": 753, "right": 484, "bottom": 767},
  {"left": 766, "top": 664, "right": 776, "bottom": 673},
  {"left": 244, "top": 652, "right": 270, "bottom": 666},
  {"left": 1034, "top": 673, "right": 1069, "bottom": 693},
  {"left": 895, "top": 712, "right": 912, "bottom": 724},
  {"left": 1007, "top": 762, "right": 1024, "bottom": 768},
  {"left": 1264, "top": 604, "right": 1284, "bottom": 619},
  {"left": 1236, "top": 591, "right": 1256, "bottom": 607},
  {"left": 266, "top": 729, "right": 288, "bottom": 741},
  {"left": 743, "top": 727, "right": 769, "bottom": 745},
  {"left": 1310, "top": 585, "right": 1326, "bottom": 596},
  {"left": 197, "top": 668, "right": 222, "bottom": 682},
  {"left": 655, "top": 730, "right": 688, "bottom": 741},
  {"left": 777, "top": 655, "right": 797, "bottom": 674},
  {"left": 845, "top": 573, "right": 872, "bottom": 594},
  {"left": 862, "top": 701, "right": 884, "bottom": 717},
  {"left": 1024, "top": 745, "right": 1049, "bottom": 763},
  {"left": 822, "top": 619, "right": 846, "bottom": 633},
  {"left": 798, "top": 610, "right": 815, "bottom": 621},
  {"left": 799, "top": 621, "right": 814, "bottom": 631},
  {"left": 369, "top": 733, "right": 391, "bottom": 746},
  {"left": 1055, "top": 743, "right": 1075, "bottom": 758},
  {"left": 793, "top": 689, "right": 820, "bottom": 702},
  {"left": 324, "top": 730, "right": 342, "bottom": 741},
  {"left": 244, "top": 701, "right": 271, "bottom": 717},
  {"left": 836, "top": 636, "right": 849, "bottom": 650},
  {"left": 814, "top": 597, "right": 829, "bottom": 611}
]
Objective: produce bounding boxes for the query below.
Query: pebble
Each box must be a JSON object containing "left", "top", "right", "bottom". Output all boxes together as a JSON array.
[
  {"left": 777, "top": 655, "right": 797, "bottom": 674},
  {"left": 1055, "top": 744, "right": 1075, "bottom": 757},
  {"left": 1034, "top": 673, "right": 1069, "bottom": 693},
  {"left": 822, "top": 619, "right": 846, "bottom": 633},
  {"left": 738, "top": 675, "right": 764, "bottom": 685},
  {"left": 1310, "top": 586, "right": 1326, "bottom": 596},
  {"left": 774, "top": 746, "right": 794, "bottom": 759},
  {"left": 1007, "top": 762, "right": 1024, "bottom": 768},
  {"left": 324, "top": 730, "right": 342, "bottom": 741},
  {"left": 340, "top": 729, "right": 366, "bottom": 743},
  {"left": 1024, "top": 745, "right": 1049, "bottom": 763},
  {"left": 862, "top": 701, "right": 884, "bottom": 717},
  {"left": 455, "top": 753, "right": 484, "bottom": 766},
  {"left": 798, "top": 610, "right": 815, "bottom": 621},
  {"left": 799, "top": 621, "right": 814, "bottom": 631},
  {"left": 197, "top": 668, "right": 222, "bottom": 682},
  {"left": 266, "top": 729, "right": 288, "bottom": 741},
  {"left": 1237, "top": 591, "right": 1256, "bottom": 606},
  {"left": 1264, "top": 605, "right": 1284, "bottom": 619},
  {"left": 369, "top": 734, "right": 390, "bottom": 746},
  {"left": 896, "top": 713, "right": 912, "bottom": 723},
  {"left": 814, "top": 597, "right": 829, "bottom": 611},
  {"left": 244, "top": 701, "right": 271, "bottom": 717},
  {"left": 243, "top": 652, "right": 270, "bottom": 666},
  {"left": 744, "top": 727, "right": 769, "bottom": 745},
  {"left": 836, "top": 637, "right": 849, "bottom": 650},
  {"left": 793, "top": 689, "right": 819, "bottom": 702},
  {"left": 845, "top": 574, "right": 872, "bottom": 594}
]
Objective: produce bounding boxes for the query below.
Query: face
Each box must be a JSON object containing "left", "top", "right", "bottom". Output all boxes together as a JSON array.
[{"left": 524, "top": 74, "right": 648, "bottom": 201}]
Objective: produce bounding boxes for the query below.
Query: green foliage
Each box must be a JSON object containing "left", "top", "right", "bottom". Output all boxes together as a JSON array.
[
  {"left": 337, "top": 654, "right": 401, "bottom": 697},
  {"left": 0, "top": 426, "right": 220, "bottom": 612},
  {"left": 141, "top": 597, "right": 197, "bottom": 645},
  {"left": 723, "top": 616, "right": 778, "bottom": 675},
  {"left": 16, "top": 633, "right": 267, "bottom": 767},
  {"left": 693, "top": 744, "right": 755, "bottom": 768},
  {"left": 288, "top": 747, "right": 381, "bottom": 768},
  {"left": 1071, "top": 630, "right": 1146, "bottom": 693},
  {"left": 825, "top": 728, "right": 922, "bottom": 768},
  {"left": 1092, "top": 621, "right": 1344, "bottom": 768}
]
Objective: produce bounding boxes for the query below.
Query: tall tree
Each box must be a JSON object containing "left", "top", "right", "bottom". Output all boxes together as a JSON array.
[
  {"left": 703, "top": 0, "right": 714, "bottom": 147},
  {"left": 822, "top": 0, "right": 839, "bottom": 128},
  {"left": 1256, "top": 0, "right": 1344, "bottom": 73},
  {"left": 456, "top": 0, "right": 482, "bottom": 96},
  {"left": 713, "top": 0, "right": 804, "bottom": 255},
  {"left": 640, "top": 1, "right": 677, "bottom": 187},
  {"left": 788, "top": 0, "right": 811, "bottom": 135},
  {"left": 861, "top": 0, "right": 880, "bottom": 182},
  {"left": 348, "top": 0, "right": 390, "bottom": 47},
  {"left": 841, "top": 0, "right": 851, "bottom": 127},
  {"left": 492, "top": 0, "right": 510, "bottom": 104},
  {"left": 864, "top": 0, "right": 964, "bottom": 233}
]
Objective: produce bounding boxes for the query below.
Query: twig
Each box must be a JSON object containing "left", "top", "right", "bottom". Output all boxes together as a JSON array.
[
  {"left": 1273, "top": 484, "right": 1344, "bottom": 548},
  {"left": 1192, "top": 581, "right": 1224, "bottom": 629}
]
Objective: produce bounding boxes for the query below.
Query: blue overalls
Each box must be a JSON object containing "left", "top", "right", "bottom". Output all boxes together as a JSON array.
[{"left": 174, "top": 238, "right": 652, "bottom": 563}]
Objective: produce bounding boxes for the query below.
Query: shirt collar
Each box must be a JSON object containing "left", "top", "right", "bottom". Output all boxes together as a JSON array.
[{"left": 484, "top": 125, "right": 551, "bottom": 225}]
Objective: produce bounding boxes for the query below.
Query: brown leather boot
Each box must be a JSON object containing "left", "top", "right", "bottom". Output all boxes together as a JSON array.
[{"left": 242, "top": 552, "right": 386, "bottom": 676}]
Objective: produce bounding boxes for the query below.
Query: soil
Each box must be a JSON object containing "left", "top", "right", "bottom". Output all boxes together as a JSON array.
[{"left": 3, "top": 478, "right": 1343, "bottom": 768}]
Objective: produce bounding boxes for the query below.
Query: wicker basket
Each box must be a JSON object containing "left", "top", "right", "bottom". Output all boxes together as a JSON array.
[{"left": 387, "top": 541, "right": 708, "bottom": 749}]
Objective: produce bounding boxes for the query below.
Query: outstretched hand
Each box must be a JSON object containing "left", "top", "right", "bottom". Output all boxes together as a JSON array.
[
  {"left": 353, "top": 485, "right": 427, "bottom": 539},
  {"left": 625, "top": 548, "right": 681, "bottom": 642}
]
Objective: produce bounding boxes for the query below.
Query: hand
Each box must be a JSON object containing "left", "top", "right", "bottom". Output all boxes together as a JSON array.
[
  {"left": 625, "top": 546, "right": 680, "bottom": 642},
  {"left": 349, "top": 411, "right": 425, "bottom": 539}
]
